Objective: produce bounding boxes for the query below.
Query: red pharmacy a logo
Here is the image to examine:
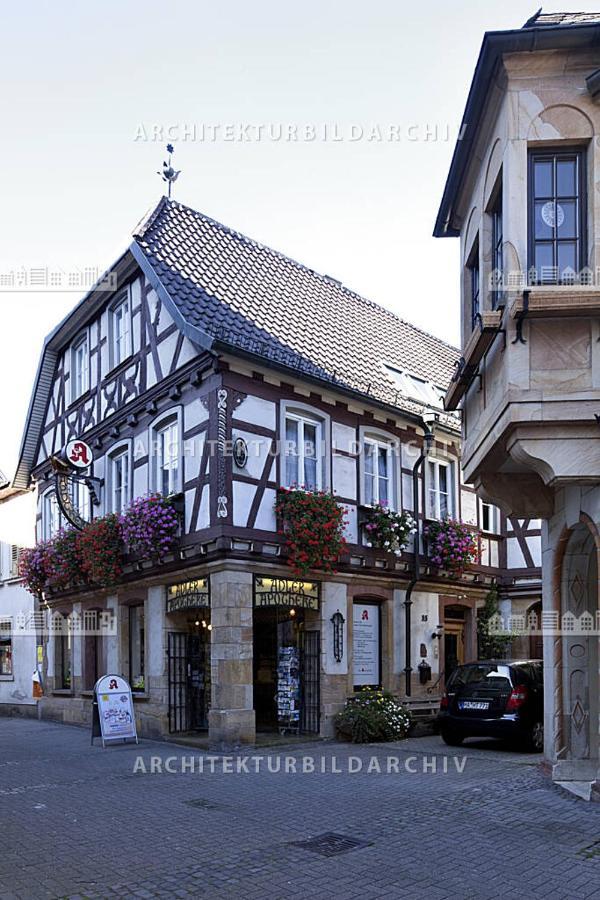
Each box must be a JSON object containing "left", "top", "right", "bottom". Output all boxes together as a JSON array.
[{"left": 362, "top": 610, "right": 369, "bottom": 621}]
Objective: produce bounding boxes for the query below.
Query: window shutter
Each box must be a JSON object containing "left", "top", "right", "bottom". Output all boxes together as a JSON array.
[{"left": 10, "top": 545, "right": 19, "bottom": 576}]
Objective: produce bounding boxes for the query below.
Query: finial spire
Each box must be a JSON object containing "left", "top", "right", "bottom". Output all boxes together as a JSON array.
[{"left": 157, "top": 143, "right": 181, "bottom": 198}]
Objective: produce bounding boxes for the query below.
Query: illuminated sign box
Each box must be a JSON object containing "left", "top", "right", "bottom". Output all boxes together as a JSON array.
[
  {"left": 253, "top": 576, "right": 320, "bottom": 610},
  {"left": 166, "top": 578, "right": 210, "bottom": 613}
]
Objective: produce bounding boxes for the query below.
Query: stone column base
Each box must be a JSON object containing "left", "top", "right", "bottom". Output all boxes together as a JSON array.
[{"left": 209, "top": 708, "right": 256, "bottom": 751}]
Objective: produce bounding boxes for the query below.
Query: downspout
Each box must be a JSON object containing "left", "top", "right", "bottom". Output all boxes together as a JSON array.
[{"left": 403, "top": 417, "right": 435, "bottom": 696}]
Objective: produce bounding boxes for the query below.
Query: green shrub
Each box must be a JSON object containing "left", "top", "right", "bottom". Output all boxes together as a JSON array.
[{"left": 335, "top": 688, "right": 412, "bottom": 743}]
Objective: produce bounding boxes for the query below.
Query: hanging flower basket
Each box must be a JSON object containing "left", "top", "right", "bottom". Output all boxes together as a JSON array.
[
  {"left": 362, "top": 503, "right": 416, "bottom": 556},
  {"left": 120, "top": 494, "right": 180, "bottom": 562},
  {"left": 424, "top": 518, "right": 480, "bottom": 575},
  {"left": 45, "top": 528, "right": 84, "bottom": 592},
  {"left": 18, "top": 541, "right": 54, "bottom": 599},
  {"left": 275, "top": 487, "right": 347, "bottom": 578},
  {"left": 74, "top": 514, "right": 123, "bottom": 587}
]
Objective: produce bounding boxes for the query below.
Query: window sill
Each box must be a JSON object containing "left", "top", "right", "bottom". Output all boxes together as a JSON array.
[
  {"left": 0, "top": 675, "right": 15, "bottom": 682},
  {"left": 105, "top": 355, "right": 135, "bottom": 380},
  {"left": 67, "top": 387, "right": 95, "bottom": 411},
  {"left": 510, "top": 289, "right": 600, "bottom": 320},
  {"left": 131, "top": 692, "right": 149, "bottom": 700},
  {"left": 51, "top": 689, "right": 74, "bottom": 696}
]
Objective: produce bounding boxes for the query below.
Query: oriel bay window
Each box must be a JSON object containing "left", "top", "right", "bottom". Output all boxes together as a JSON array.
[
  {"left": 467, "top": 241, "right": 480, "bottom": 330},
  {"left": 491, "top": 186, "right": 503, "bottom": 306},
  {"left": 528, "top": 148, "right": 586, "bottom": 284},
  {"left": 363, "top": 438, "right": 394, "bottom": 507},
  {"left": 426, "top": 458, "right": 455, "bottom": 520},
  {"left": 284, "top": 411, "right": 323, "bottom": 491}
]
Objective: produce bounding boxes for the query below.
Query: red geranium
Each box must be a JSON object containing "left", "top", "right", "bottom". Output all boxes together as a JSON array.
[{"left": 275, "top": 487, "right": 347, "bottom": 577}]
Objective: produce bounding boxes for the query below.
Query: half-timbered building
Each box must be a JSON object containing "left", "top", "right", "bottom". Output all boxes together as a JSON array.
[{"left": 13, "top": 198, "right": 541, "bottom": 747}]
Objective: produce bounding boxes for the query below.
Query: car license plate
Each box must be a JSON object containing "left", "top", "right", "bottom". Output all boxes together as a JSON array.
[{"left": 459, "top": 701, "right": 489, "bottom": 710}]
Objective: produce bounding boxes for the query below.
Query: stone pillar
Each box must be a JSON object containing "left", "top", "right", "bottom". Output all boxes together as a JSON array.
[{"left": 208, "top": 570, "right": 255, "bottom": 750}]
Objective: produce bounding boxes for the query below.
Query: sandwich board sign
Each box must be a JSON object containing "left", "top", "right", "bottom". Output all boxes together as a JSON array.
[{"left": 92, "top": 674, "right": 138, "bottom": 747}]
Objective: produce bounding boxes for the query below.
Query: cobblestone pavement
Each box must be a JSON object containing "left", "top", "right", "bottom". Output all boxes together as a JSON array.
[{"left": 1, "top": 719, "right": 599, "bottom": 899}]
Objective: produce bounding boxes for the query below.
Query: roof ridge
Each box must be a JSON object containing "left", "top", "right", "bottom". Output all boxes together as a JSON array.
[
  {"left": 147, "top": 198, "right": 459, "bottom": 356},
  {"left": 132, "top": 195, "right": 170, "bottom": 240}
]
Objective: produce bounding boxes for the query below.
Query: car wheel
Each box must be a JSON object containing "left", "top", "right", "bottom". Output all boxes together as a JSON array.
[
  {"left": 441, "top": 728, "right": 464, "bottom": 747},
  {"left": 528, "top": 721, "right": 544, "bottom": 752}
]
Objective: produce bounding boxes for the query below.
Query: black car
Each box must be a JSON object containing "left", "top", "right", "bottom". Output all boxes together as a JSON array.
[{"left": 437, "top": 660, "right": 544, "bottom": 751}]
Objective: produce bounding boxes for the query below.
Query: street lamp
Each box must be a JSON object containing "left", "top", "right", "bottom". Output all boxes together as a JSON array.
[{"left": 403, "top": 410, "right": 438, "bottom": 696}]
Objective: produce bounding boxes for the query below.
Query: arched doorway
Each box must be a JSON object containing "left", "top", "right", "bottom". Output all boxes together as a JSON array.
[{"left": 560, "top": 521, "right": 599, "bottom": 765}]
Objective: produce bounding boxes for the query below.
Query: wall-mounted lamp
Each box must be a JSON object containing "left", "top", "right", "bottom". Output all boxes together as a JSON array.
[
  {"left": 422, "top": 409, "right": 439, "bottom": 455},
  {"left": 331, "top": 609, "right": 345, "bottom": 663},
  {"left": 431, "top": 624, "right": 444, "bottom": 641}
]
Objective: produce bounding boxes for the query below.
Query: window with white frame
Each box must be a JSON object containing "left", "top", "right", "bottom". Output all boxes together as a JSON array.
[
  {"left": 110, "top": 291, "right": 132, "bottom": 368},
  {"left": 363, "top": 438, "right": 394, "bottom": 507},
  {"left": 71, "top": 479, "right": 91, "bottom": 523},
  {"left": 0, "top": 619, "right": 12, "bottom": 676},
  {"left": 426, "top": 458, "right": 455, "bottom": 520},
  {"left": 71, "top": 332, "right": 89, "bottom": 401},
  {"left": 152, "top": 415, "right": 181, "bottom": 496},
  {"left": 284, "top": 412, "right": 323, "bottom": 491},
  {"left": 43, "top": 491, "right": 61, "bottom": 539},
  {"left": 479, "top": 499, "right": 499, "bottom": 534},
  {"left": 109, "top": 447, "right": 131, "bottom": 514}
]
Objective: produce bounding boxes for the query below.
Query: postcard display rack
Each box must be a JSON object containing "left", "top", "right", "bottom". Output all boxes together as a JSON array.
[{"left": 277, "top": 645, "right": 301, "bottom": 734}]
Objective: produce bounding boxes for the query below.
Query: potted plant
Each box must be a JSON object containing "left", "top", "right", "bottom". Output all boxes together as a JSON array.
[
  {"left": 424, "top": 518, "right": 480, "bottom": 575},
  {"left": 362, "top": 503, "right": 416, "bottom": 556},
  {"left": 120, "top": 494, "right": 180, "bottom": 562}
]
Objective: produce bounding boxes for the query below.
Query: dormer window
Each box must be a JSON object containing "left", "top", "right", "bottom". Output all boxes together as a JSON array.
[
  {"left": 109, "top": 290, "right": 132, "bottom": 368},
  {"left": 71, "top": 332, "right": 89, "bottom": 401},
  {"left": 528, "top": 148, "right": 586, "bottom": 284},
  {"left": 384, "top": 367, "right": 444, "bottom": 409}
]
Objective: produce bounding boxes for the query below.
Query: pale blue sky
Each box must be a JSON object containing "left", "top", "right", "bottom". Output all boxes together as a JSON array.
[{"left": 2, "top": 0, "right": 598, "bottom": 475}]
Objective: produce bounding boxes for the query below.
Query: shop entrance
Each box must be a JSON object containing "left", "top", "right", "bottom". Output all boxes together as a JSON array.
[
  {"left": 167, "top": 623, "right": 211, "bottom": 733},
  {"left": 253, "top": 607, "right": 320, "bottom": 734}
]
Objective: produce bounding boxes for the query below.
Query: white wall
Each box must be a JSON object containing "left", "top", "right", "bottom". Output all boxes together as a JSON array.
[{"left": 0, "top": 543, "right": 37, "bottom": 706}]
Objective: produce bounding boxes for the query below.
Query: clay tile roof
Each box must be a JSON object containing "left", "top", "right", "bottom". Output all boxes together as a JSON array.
[{"left": 134, "top": 198, "right": 459, "bottom": 421}]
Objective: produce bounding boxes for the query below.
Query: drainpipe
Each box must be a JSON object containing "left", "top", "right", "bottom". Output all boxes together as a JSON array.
[{"left": 403, "top": 413, "right": 436, "bottom": 696}]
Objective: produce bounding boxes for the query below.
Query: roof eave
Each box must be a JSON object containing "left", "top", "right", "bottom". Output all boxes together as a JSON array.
[{"left": 12, "top": 249, "right": 139, "bottom": 491}]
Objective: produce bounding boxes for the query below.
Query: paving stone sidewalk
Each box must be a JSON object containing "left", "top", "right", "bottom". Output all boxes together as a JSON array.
[{"left": 1, "top": 718, "right": 599, "bottom": 899}]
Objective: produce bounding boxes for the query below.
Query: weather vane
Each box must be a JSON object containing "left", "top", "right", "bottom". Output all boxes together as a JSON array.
[{"left": 157, "top": 143, "right": 181, "bottom": 198}]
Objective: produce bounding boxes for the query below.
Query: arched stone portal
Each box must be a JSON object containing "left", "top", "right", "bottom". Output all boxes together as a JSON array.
[{"left": 556, "top": 519, "right": 600, "bottom": 778}]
